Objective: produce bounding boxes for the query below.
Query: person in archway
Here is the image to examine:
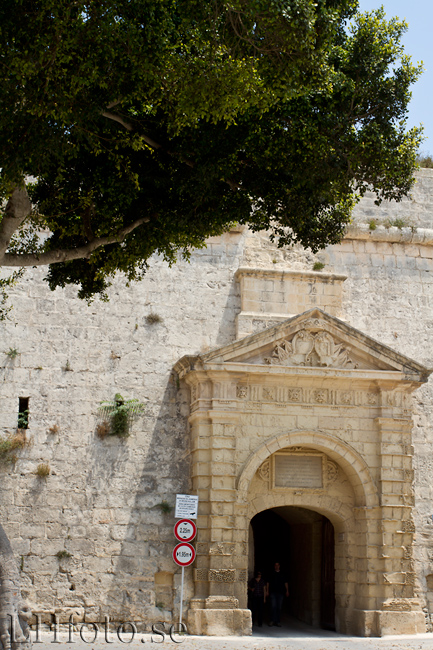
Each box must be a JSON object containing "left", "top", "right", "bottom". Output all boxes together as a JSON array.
[
  {"left": 248, "top": 571, "right": 267, "bottom": 627},
  {"left": 267, "top": 562, "right": 289, "bottom": 627}
]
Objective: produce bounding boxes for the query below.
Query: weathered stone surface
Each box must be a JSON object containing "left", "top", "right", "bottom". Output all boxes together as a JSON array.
[
  {"left": 1, "top": 170, "right": 433, "bottom": 635},
  {"left": 188, "top": 608, "right": 251, "bottom": 636}
]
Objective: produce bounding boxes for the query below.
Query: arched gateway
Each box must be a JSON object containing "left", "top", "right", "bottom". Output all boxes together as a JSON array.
[{"left": 174, "top": 308, "right": 430, "bottom": 637}]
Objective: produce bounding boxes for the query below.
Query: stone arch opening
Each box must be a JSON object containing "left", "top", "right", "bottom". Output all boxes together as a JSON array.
[
  {"left": 245, "top": 449, "right": 357, "bottom": 635},
  {"left": 249, "top": 506, "right": 336, "bottom": 631},
  {"left": 238, "top": 429, "right": 379, "bottom": 510}
]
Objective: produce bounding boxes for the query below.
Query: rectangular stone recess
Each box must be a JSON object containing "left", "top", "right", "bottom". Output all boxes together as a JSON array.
[{"left": 274, "top": 454, "right": 323, "bottom": 488}]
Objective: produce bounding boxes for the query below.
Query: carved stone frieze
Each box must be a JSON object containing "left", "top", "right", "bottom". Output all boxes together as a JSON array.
[
  {"left": 382, "top": 599, "right": 412, "bottom": 612},
  {"left": 209, "top": 569, "right": 236, "bottom": 583},
  {"left": 246, "top": 401, "right": 262, "bottom": 411},
  {"left": 237, "top": 569, "right": 247, "bottom": 582},
  {"left": 403, "top": 546, "right": 413, "bottom": 560},
  {"left": 405, "top": 572, "right": 416, "bottom": 586},
  {"left": 262, "top": 387, "right": 276, "bottom": 401},
  {"left": 401, "top": 519, "right": 416, "bottom": 533},
  {"left": 209, "top": 543, "right": 235, "bottom": 556},
  {"left": 303, "top": 318, "right": 329, "bottom": 331},
  {"left": 236, "top": 385, "right": 248, "bottom": 399},
  {"left": 314, "top": 389, "right": 328, "bottom": 404},
  {"left": 195, "top": 569, "right": 209, "bottom": 582},
  {"left": 232, "top": 384, "right": 399, "bottom": 409},
  {"left": 264, "top": 326, "right": 356, "bottom": 368}
]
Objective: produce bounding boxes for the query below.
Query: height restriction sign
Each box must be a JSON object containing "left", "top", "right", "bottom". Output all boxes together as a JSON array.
[
  {"left": 173, "top": 543, "right": 196, "bottom": 567},
  {"left": 174, "top": 519, "right": 197, "bottom": 543}
]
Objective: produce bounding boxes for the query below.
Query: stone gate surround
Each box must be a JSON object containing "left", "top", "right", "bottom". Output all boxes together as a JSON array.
[{"left": 174, "top": 308, "right": 430, "bottom": 637}]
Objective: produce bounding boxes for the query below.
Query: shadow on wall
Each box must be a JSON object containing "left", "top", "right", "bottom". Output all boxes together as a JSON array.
[
  {"left": 213, "top": 273, "right": 241, "bottom": 349},
  {"left": 95, "top": 376, "right": 192, "bottom": 624}
]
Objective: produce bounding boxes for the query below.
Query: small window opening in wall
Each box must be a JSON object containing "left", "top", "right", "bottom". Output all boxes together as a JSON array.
[{"left": 18, "top": 397, "right": 29, "bottom": 430}]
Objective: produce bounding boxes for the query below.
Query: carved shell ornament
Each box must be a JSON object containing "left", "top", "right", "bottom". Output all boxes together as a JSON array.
[
  {"left": 257, "top": 460, "right": 270, "bottom": 481},
  {"left": 264, "top": 325, "right": 357, "bottom": 369},
  {"left": 327, "top": 460, "right": 339, "bottom": 483}
]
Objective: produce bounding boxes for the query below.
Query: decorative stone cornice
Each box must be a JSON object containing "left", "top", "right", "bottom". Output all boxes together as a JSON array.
[
  {"left": 344, "top": 223, "right": 433, "bottom": 246},
  {"left": 235, "top": 267, "right": 347, "bottom": 282},
  {"left": 175, "top": 308, "right": 431, "bottom": 385}
]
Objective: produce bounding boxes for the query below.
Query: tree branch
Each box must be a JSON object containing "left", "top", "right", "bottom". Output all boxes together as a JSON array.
[
  {"left": 1, "top": 216, "right": 150, "bottom": 267},
  {"left": 226, "top": 178, "right": 242, "bottom": 190},
  {"left": 106, "top": 99, "right": 122, "bottom": 110},
  {"left": 102, "top": 110, "right": 238, "bottom": 185},
  {"left": 102, "top": 110, "right": 162, "bottom": 149},
  {"left": 0, "top": 187, "right": 32, "bottom": 260}
]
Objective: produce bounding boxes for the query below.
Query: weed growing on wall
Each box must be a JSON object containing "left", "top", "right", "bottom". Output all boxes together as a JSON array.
[
  {"left": 145, "top": 313, "right": 163, "bottom": 325},
  {"left": 4, "top": 347, "right": 19, "bottom": 359},
  {"left": 55, "top": 550, "right": 72, "bottom": 560},
  {"left": 35, "top": 462, "right": 50, "bottom": 478},
  {"left": 17, "top": 409, "right": 29, "bottom": 430},
  {"left": 156, "top": 500, "right": 173, "bottom": 514},
  {"left": 0, "top": 431, "right": 28, "bottom": 464},
  {"left": 97, "top": 394, "right": 145, "bottom": 438}
]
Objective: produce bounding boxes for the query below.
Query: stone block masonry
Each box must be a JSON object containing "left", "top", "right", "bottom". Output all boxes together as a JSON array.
[{"left": 1, "top": 170, "right": 433, "bottom": 635}]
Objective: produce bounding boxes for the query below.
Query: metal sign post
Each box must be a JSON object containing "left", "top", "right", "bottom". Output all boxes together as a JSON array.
[
  {"left": 174, "top": 495, "right": 198, "bottom": 630},
  {"left": 179, "top": 566, "right": 184, "bottom": 628},
  {"left": 173, "top": 542, "right": 196, "bottom": 628}
]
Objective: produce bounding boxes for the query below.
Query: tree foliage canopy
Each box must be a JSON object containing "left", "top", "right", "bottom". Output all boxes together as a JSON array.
[{"left": 0, "top": 0, "right": 423, "bottom": 302}]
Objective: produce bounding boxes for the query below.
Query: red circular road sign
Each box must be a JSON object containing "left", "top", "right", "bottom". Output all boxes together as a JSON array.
[
  {"left": 174, "top": 519, "right": 197, "bottom": 543},
  {"left": 173, "top": 542, "right": 196, "bottom": 567}
]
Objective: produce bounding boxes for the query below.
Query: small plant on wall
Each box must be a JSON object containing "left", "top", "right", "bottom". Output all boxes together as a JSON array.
[
  {"left": 4, "top": 347, "right": 19, "bottom": 359},
  {"left": 156, "top": 500, "right": 173, "bottom": 514},
  {"left": 55, "top": 550, "right": 72, "bottom": 560},
  {"left": 17, "top": 409, "right": 29, "bottom": 430},
  {"left": 0, "top": 431, "right": 29, "bottom": 464},
  {"left": 35, "top": 462, "right": 50, "bottom": 478},
  {"left": 97, "top": 394, "right": 145, "bottom": 438}
]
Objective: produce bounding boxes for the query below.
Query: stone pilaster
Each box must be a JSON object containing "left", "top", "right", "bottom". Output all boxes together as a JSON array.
[{"left": 373, "top": 416, "right": 426, "bottom": 635}]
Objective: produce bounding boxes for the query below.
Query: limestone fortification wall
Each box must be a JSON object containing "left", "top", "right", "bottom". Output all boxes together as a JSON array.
[{"left": 1, "top": 169, "right": 433, "bottom": 630}]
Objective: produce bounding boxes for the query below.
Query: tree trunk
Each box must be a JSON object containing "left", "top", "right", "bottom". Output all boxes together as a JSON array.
[{"left": 0, "top": 524, "right": 31, "bottom": 650}]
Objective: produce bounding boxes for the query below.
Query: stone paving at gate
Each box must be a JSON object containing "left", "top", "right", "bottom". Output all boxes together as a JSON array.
[{"left": 32, "top": 618, "right": 433, "bottom": 650}]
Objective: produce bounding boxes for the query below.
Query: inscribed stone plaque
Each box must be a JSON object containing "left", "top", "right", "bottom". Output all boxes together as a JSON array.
[{"left": 274, "top": 455, "right": 323, "bottom": 488}]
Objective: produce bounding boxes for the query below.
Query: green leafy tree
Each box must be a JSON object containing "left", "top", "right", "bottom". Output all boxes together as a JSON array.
[
  {"left": 0, "top": 1, "right": 422, "bottom": 308},
  {"left": 0, "top": 1, "right": 424, "bottom": 640}
]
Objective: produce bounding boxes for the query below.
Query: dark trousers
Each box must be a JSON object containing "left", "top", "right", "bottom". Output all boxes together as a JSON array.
[
  {"left": 270, "top": 593, "right": 284, "bottom": 624},
  {"left": 251, "top": 597, "right": 264, "bottom": 626}
]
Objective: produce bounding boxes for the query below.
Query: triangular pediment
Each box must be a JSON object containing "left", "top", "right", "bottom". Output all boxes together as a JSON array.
[{"left": 198, "top": 309, "right": 430, "bottom": 381}]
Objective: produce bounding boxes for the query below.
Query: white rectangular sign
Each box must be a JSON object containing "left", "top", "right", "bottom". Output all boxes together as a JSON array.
[
  {"left": 274, "top": 454, "right": 323, "bottom": 489},
  {"left": 175, "top": 494, "right": 199, "bottom": 519}
]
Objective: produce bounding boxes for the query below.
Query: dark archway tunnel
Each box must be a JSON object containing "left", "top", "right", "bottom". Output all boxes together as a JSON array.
[{"left": 249, "top": 506, "right": 335, "bottom": 630}]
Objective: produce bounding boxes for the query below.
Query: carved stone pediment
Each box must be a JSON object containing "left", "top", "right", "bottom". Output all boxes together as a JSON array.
[
  {"left": 264, "top": 328, "right": 355, "bottom": 369},
  {"left": 174, "top": 308, "right": 431, "bottom": 382}
]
